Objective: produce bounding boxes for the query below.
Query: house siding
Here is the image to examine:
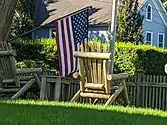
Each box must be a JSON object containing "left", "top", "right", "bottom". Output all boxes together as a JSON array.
[
  {"left": 32, "top": 28, "right": 50, "bottom": 39},
  {"left": 33, "top": 0, "right": 167, "bottom": 47},
  {"left": 140, "top": 0, "right": 167, "bottom": 48},
  {"left": 32, "top": 24, "right": 109, "bottom": 42},
  {"left": 88, "top": 25, "right": 108, "bottom": 42}
]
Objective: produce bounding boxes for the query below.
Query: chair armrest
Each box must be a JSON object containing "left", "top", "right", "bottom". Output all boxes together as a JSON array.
[
  {"left": 15, "top": 68, "right": 42, "bottom": 75},
  {"left": 107, "top": 73, "right": 128, "bottom": 81},
  {"left": 0, "top": 50, "right": 16, "bottom": 56},
  {"left": 73, "top": 72, "right": 80, "bottom": 79}
]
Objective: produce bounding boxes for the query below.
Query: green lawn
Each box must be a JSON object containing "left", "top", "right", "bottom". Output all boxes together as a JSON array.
[{"left": 0, "top": 100, "right": 167, "bottom": 125}]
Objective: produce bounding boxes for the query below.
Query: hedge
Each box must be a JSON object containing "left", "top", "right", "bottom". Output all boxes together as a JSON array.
[
  {"left": 114, "top": 42, "right": 167, "bottom": 75},
  {"left": 11, "top": 39, "right": 167, "bottom": 75},
  {"left": 11, "top": 38, "right": 58, "bottom": 71}
]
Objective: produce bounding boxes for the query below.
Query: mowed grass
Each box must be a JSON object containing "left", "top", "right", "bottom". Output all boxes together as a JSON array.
[{"left": 0, "top": 100, "right": 167, "bottom": 125}]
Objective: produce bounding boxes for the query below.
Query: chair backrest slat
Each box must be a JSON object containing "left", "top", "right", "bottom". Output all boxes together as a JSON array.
[
  {"left": 0, "top": 42, "right": 17, "bottom": 84},
  {"left": 0, "top": 42, "right": 10, "bottom": 50},
  {"left": 75, "top": 43, "right": 111, "bottom": 94},
  {"left": 97, "top": 43, "right": 102, "bottom": 84},
  {"left": 85, "top": 44, "right": 92, "bottom": 83},
  {"left": 103, "top": 44, "right": 110, "bottom": 94},
  {"left": 81, "top": 44, "right": 89, "bottom": 83},
  {"left": 5, "top": 56, "right": 14, "bottom": 79},
  {"left": 90, "top": 43, "right": 98, "bottom": 84},
  {"left": 0, "top": 57, "right": 7, "bottom": 78}
]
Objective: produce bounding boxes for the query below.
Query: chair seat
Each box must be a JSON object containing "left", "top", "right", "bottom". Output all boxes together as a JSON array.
[
  {"left": 20, "top": 76, "right": 34, "bottom": 81},
  {"left": 3, "top": 79, "right": 15, "bottom": 84},
  {"left": 80, "top": 92, "right": 110, "bottom": 99},
  {"left": 0, "top": 88, "right": 20, "bottom": 93},
  {"left": 84, "top": 83, "right": 104, "bottom": 90}
]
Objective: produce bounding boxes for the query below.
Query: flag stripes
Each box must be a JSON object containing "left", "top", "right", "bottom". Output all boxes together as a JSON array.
[{"left": 55, "top": 9, "right": 89, "bottom": 77}]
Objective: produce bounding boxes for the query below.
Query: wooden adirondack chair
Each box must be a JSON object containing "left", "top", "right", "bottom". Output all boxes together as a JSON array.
[
  {"left": 70, "top": 43, "right": 129, "bottom": 106},
  {"left": 0, "top": 42, "right": 42, "bottom": 99}
]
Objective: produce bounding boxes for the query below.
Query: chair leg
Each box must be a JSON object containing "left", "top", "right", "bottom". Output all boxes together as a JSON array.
[
  {"left": 70, "top": 90, "right": 81, "bottom": 102},
  {"left": 67, "top": 81, "right": 72, "bottom": 101},
  {"left": 121, "top": 79, "right": 130, "bottom": 106},
  {"left": 11, "top": 79, "right": 35, "bottom": 99},
  {"left": 33, "top": 73, "right": 41, "bottom": 88},
  {"left": 104, "top": 85, "right": 123, "bottom": 106},
  {"left": 40, "top": 77, "right": 46, "bottom": 100},
  {"left": 93, "top": 99, "right": 99, "bottom": 104},
  {"left": 54, "top": 78, "right": 61, "bottom": 101},
  {"left": 89, "top": 98, "right": 93, "bottom": 104}
]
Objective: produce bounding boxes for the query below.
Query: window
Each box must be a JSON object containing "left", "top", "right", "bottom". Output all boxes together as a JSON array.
[
  {"left": 146, "top": 4, "right": 152, "bottom": 21},
  {"left": 158, "top": 33, "right": 165, "bottom": 48},
  {"left": 49, "top": 28, "right": 56, "bottom": 38},
  {"left": 145, "top": 31, "right": 153, "bottom": 44}
]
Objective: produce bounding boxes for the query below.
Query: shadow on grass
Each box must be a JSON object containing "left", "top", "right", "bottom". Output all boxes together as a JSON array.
[{"left": 0, "top": 101, "right": 167, "bottom": 125}]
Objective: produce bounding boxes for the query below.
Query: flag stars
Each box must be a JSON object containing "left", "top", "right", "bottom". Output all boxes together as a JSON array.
[{"left": 71, "top": 9, "right": 88, "bottom": 43}]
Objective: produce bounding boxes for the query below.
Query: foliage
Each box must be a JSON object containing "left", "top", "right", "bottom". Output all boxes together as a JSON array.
[
  {"left": 87, "top": 40, "right": 167, "bottom": 75},
  {"left": 0, "top": 100, "right": 167, "bottom": 125},
  {"left": 12, "top": 39, "right": 167, "bottom": 76},
  {"left": 161, "top": 0, "right": 167, "bottom": 11},
  {"left": 11, "top": 0, "right": 35, "bottom": 39},
  {"left": 11, "top": 38, "right": 58, "bottom": 71},
  {"left": 114, "top": 42, "right": 167, "bottom": 75},
  {"left": 116, "top": 0, "right": 144, "bottom": 44},
  {"left": 16, "top": 60, "right": 36, "bottom": 68},
  {"left": 163, "top": 1, "right": 167, "bottom": 10}
]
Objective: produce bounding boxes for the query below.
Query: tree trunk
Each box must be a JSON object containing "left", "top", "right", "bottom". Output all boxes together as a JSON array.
[{"left": 0, "top": 0, "right": 17, "bottom": 42}]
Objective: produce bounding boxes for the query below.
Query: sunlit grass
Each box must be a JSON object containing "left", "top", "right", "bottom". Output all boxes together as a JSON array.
[{"left": 0, "top": 99, "right": 167, "bottom": 125}]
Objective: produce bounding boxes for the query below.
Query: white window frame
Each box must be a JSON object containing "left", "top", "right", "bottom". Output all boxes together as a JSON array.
[
  {"left": 146, "top": 4, "right": 152, "bottom": 22},
  {"left": 158, "top": 33, "right": 165, "bottom": 48},
  {"left": 49, "top": 28, "right": 55, "bottom": 38},
  {"left": 145, "top": 31, "right": 153, "bottom": 45}
]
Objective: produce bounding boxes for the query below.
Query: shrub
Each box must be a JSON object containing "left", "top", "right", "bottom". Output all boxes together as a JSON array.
[
  {"left": 11, "top": 38, "right": 58, "bottom": 71},
  {"left": 114, "top": 42, "right": 167, "bottom": 75},
  {"left": 87, "top": 40, "right": 167, "bottom": 75},
  {"left": 16, "top": 60, "right": 36, "bottom": 68},
  {"left": 11, "top": 39, "right": 167, "bottom": 75}
]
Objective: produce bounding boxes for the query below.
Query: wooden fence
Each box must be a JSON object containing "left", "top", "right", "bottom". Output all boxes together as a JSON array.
[
  {"left": 126, "top": 71, "right": 167, "bottom": 110},
  {"left": 39, "top": 71, "right": 167, "bottom": 110}
]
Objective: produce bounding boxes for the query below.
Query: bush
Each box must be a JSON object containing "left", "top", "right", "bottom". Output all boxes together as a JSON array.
[
  {"left": 11, "top": 38, "right": 58, "bottom": 71},
  {"left": 11, "top": 39, "right": 167, "bottom": 75},
  {"left": 114, "top": 42, "right": 167, "bottom": 75},
  {"left": 87, "top": 40, "right": 167, "bottom": 75},
  {"left": 16, "top": 60, "right": 36, "bottom": 68}
]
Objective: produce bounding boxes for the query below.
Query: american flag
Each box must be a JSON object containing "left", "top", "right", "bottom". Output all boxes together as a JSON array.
[{"left": 55, "top": 8, "right": 89, "bottom": 77}]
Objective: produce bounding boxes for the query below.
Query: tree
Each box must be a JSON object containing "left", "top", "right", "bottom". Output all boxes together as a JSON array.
[
  {"left": 160, "top": 0, "right": 167, "bottom": 11},
  {"left": 161, "top": 0, "right": 167, "bottom": 3},
  {"left": 0, "top": 0, "right": 17, "bottom": 41},
  {"left": 162, "top": 0, "right": 167, "bottom": 10},
  {"left": 116, "top": 0, "right": 144, "bottom": 44},
  {"left": 11, "top": 0, "right": 35, "bottom": 39}
]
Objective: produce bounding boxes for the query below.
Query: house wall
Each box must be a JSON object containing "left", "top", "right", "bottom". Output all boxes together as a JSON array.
[
  {"left": 32, "top": 28, "right": 50, "bottom": 39},
  {"left": 33, "top": 0, "right": 167, "bottom": 47},
  {"left": 32, "top": 25, "right": 109, "bottom": 42},
  {"left": 88, "top": 25, "right": 109, "bottom": 42},
  {"left": 140, "top": 0, "right": 167, "bottom": 48}
]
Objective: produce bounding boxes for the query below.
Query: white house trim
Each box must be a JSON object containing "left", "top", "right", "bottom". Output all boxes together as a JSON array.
[
  {"left": 138, "top": 0, "right": 167, "bottom": 27},
  {"left": 49, "top": 28, "right": 55, "bottom": 38},
  {"left": 157, "top": 33, "right": 165, "bottom": 48},
  {"left": 146, "top": 4, "right": 152, "bottom": 22},
  {"left": 145, "top": 31, "right": 153, "bottom": 45},
  {"left": 159, "top": 0, "right": 167, "bottom": 16},
  {"left": 138, "top": 0, "right": 148, "bottom": 10},
  {"left": 152, "top": 0, "right": 167, "bottom": 27}
]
